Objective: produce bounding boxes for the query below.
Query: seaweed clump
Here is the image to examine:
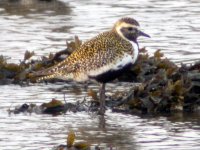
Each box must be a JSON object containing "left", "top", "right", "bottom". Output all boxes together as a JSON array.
[
  {"left": 0, "top": 55, "right": 23, "bottom": 84},
  {"left": 54, "top": 131, "right": 91, "bottom": 150},
  {"left": 8, "top": 98, "right": 89, "bottom": 115},
  {"left": 111, "top": 49, "right": 200, "bottom": 114}
]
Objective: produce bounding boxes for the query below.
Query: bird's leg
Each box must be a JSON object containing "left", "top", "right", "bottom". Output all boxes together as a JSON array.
[{"left": 99, "top": 83, "right": 106, "bottom": 115}]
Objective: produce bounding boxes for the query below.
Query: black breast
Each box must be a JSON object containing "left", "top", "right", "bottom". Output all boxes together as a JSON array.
[{"left": 89, "top": 63, "right": 132, "bottom": 83}]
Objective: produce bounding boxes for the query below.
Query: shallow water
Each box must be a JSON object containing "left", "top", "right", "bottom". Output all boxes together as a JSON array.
[
  {"left": 1, "top": 83, "right": 200, "bottom": 150},
  {"left": 1, "top": 0, "right": 200, "bottom": 64},
  {"left": 0, "top": 0, "right": 200, "bottom": 150}
]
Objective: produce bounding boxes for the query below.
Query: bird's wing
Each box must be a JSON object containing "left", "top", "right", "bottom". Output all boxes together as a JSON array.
[
  {"left": 32, "top": 56, "right": 80, "bottom": 82},
  {"left": 32, "top": 32, "right": 132, "bottom": 81},
  {"left": 31, "top": 38, "right": 100, "bottom": 80}
]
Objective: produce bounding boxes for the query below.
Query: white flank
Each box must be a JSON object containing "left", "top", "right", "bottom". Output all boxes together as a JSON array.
[
  {"left": 113, "top": 54, "right": 133, "bottom": 70},
  {"left": 74, "top": 72, "right": 89, "bottom": 82},
  {"left": 54, "top": 72, "right": 88, "bottom": 82},
  {"left": 88, "top": 63, "right": 114, "bottom": 76}
]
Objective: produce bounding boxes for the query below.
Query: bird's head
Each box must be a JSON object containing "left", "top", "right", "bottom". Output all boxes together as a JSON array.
[{"left": 114, "top": 17, "right": 150, "bottom": 43}]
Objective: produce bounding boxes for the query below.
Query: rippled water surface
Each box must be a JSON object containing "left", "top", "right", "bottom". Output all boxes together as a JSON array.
[{"left": 0, "top": 0, "right": 200, "bottom": 150}]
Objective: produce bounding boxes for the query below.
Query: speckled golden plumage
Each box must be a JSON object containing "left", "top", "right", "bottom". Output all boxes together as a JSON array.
[{"left": 36, "top": 29, "right": 133, "bottom": 82}]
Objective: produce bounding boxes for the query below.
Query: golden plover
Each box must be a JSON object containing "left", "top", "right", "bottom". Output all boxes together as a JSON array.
[{"left": 34, "top": 17, "right": 150, "bottom": 115}]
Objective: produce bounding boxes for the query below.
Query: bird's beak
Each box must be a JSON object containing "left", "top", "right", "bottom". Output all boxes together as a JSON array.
[{"left": 138, "top": 30, "right": 150, "bottom": 38}]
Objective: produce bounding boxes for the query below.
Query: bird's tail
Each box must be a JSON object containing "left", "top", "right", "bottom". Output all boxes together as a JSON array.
[
  {"left": 29, "top": 59, "right": 72, "bottom": 82},
  {"left": 29, "top": 65, "right": 59, "bottom": 82},
  {"left": 36, "top": 74, "right": 58, "bottom": 82}
]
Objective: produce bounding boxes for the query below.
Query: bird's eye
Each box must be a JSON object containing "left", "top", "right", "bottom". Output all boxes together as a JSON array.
[{"left": 127, "top": 27, "right": 133, "bottom": 31}]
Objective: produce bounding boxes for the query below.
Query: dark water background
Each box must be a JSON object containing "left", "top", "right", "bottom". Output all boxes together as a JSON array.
[{"left": 0, "top": 0, "right": 200, "bottom": 150}]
